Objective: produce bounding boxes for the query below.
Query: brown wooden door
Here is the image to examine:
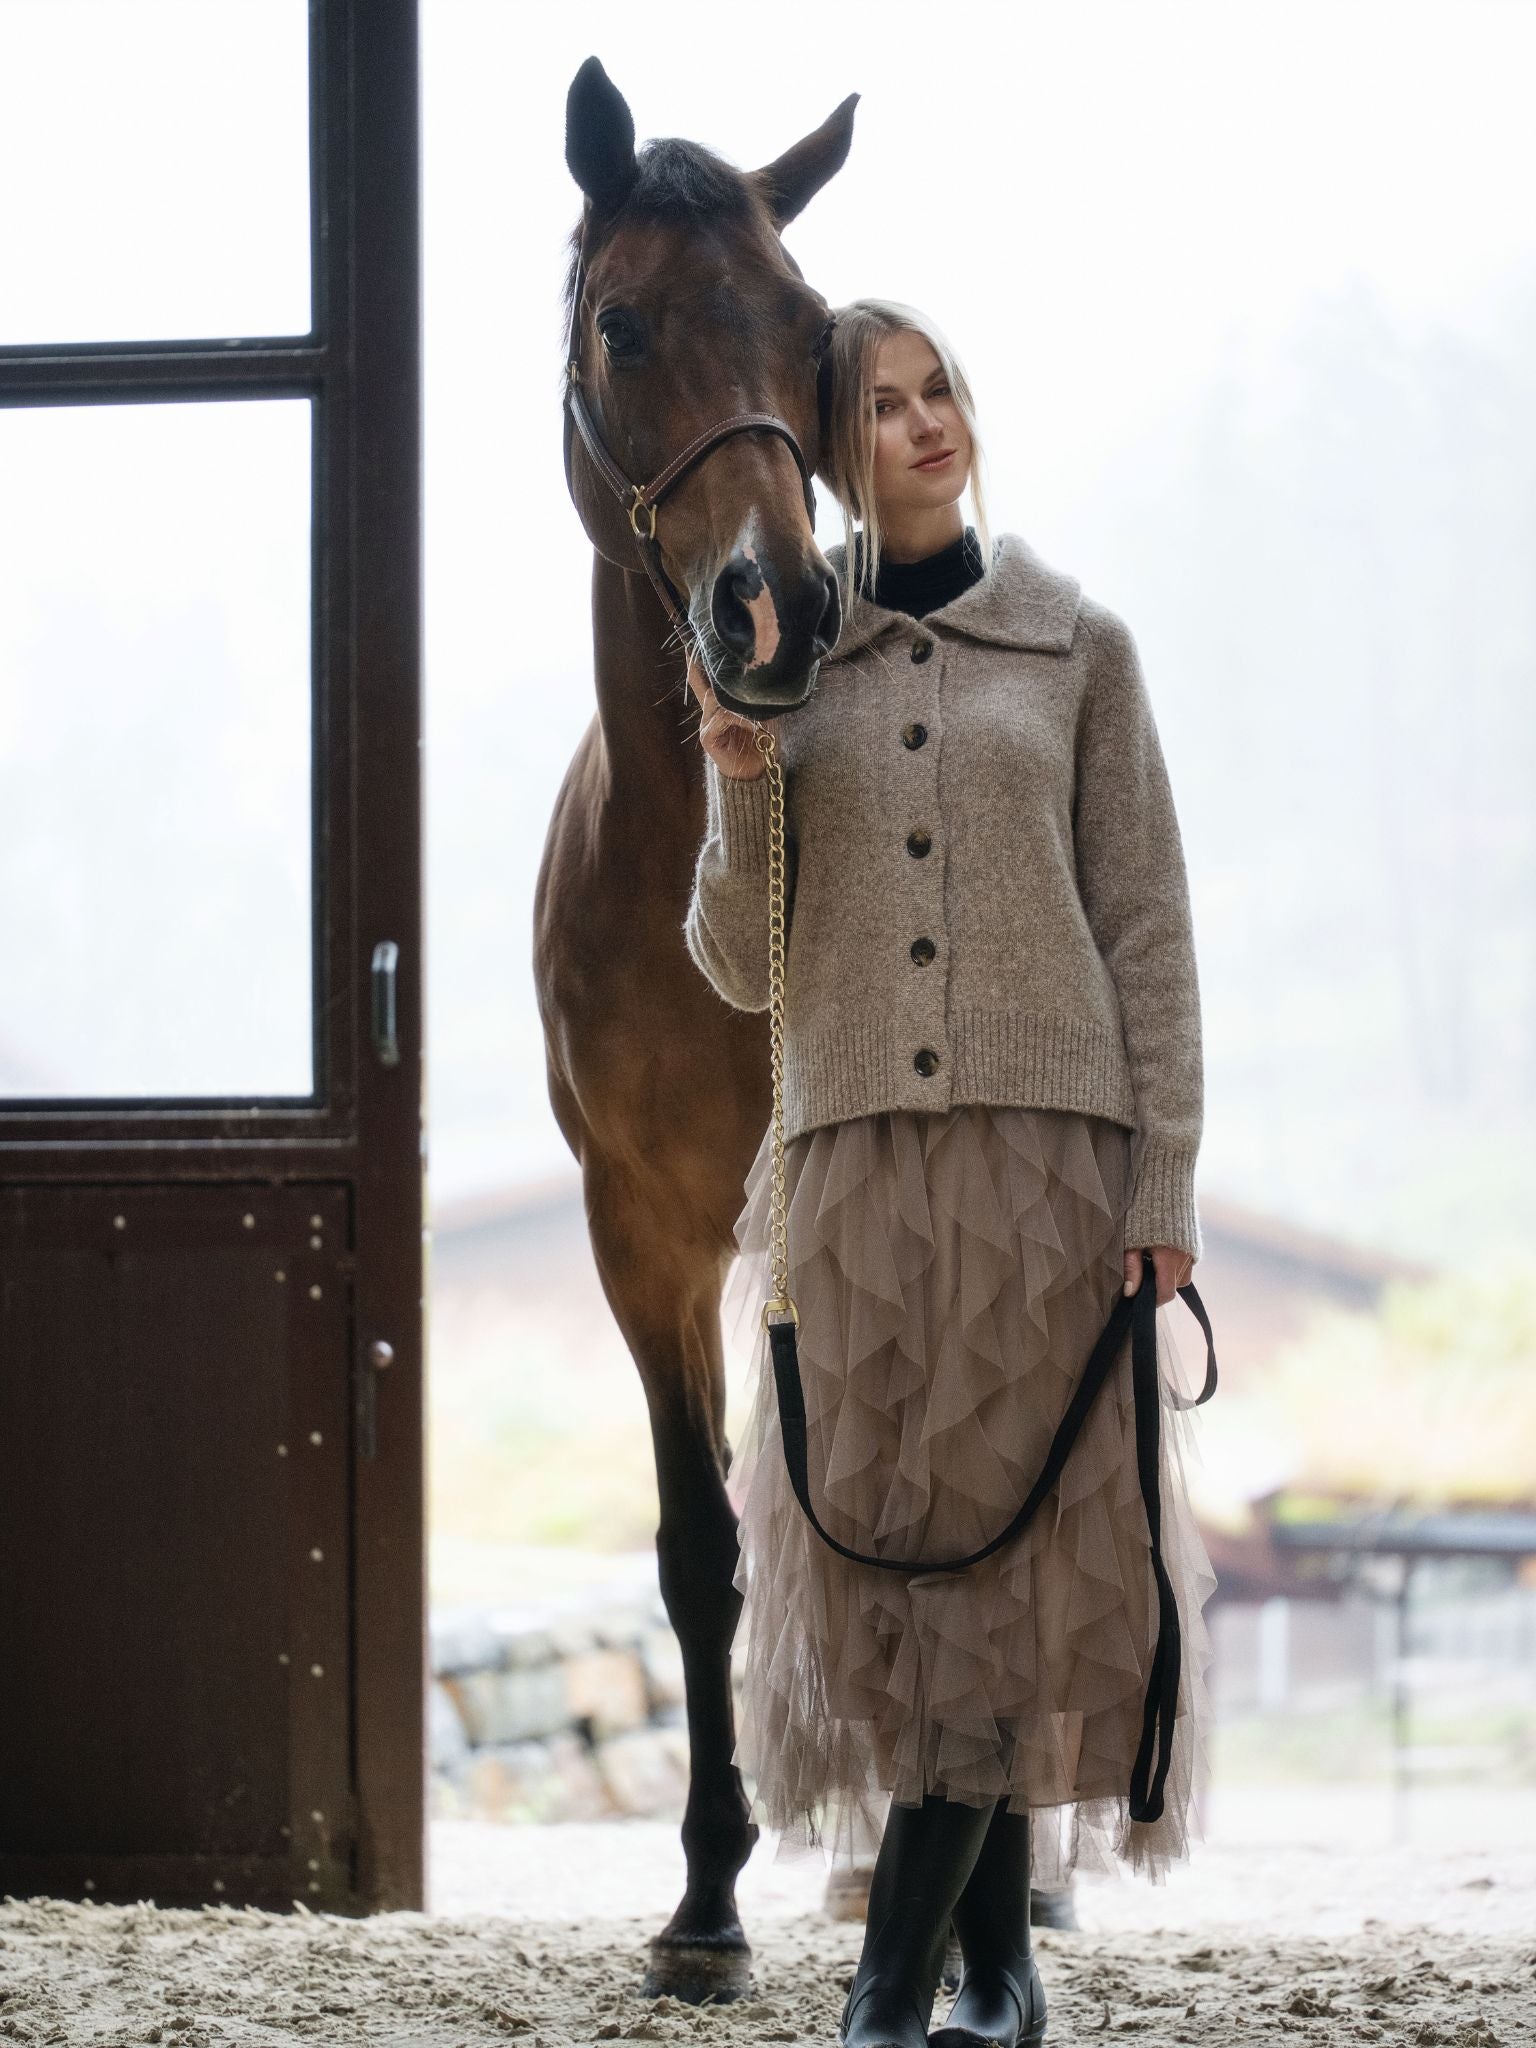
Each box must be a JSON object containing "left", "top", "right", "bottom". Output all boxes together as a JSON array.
[{"left": 0, "top": 1, "right": 424, "bottom": 1912}]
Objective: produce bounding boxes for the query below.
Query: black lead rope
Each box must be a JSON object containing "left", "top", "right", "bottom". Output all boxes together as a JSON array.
[{"left": 766, "top": 1247, "right": 1217, "bottom": 1824}]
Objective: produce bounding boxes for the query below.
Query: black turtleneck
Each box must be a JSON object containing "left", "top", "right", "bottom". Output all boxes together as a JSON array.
[{"left": 855, "top": 524, "right": 985, "bottom": 618}]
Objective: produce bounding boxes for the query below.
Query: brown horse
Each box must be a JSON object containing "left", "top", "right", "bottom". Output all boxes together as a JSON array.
[{"left": 533, "top": 58, "right": 857, "bottom": 2001}]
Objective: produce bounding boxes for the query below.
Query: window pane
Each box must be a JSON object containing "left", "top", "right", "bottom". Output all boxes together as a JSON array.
[
  {"left": 0, "top": 399, "right": 314, "bottom": 1100},
  {"left": 0, "top": 1, "right": 310, "bottom": 346}
]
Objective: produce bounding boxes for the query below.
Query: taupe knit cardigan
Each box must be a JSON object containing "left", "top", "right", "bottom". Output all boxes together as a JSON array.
[{"left": 683, "top": 531, "right": 1205, "bottom": 1261}]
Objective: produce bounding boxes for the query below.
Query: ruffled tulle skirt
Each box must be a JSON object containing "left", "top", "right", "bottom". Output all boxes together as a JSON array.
[{"left": 720, "top": 1103, "right": 1216, "bottom": 1890}]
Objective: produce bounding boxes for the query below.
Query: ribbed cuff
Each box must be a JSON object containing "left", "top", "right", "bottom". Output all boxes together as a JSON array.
[
  {"left": 706, "top": 755, "right": 773, "bottom": 870},
  {"left": 1122, "top": 1140, "right": 1202, "bottom": 1261}
]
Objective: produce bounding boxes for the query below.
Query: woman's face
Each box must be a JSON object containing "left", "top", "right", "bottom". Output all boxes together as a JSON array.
[{"left": 868, "top": 329, "right": 973, "bottom": 522}]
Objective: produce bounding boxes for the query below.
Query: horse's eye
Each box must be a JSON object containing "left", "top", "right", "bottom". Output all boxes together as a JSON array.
[
  {"left": 598, "top": 311, "right": 643, "bottom": 360},
  {"left": 812, "top": 317, "right": 836, "bottom": 362}
]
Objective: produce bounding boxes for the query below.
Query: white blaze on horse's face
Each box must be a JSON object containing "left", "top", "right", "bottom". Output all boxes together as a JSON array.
[{"left": 736, "top": 536, "right": 783, "bottom": 671}]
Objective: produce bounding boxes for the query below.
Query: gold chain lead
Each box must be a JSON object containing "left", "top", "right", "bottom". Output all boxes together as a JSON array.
[{"left": 756, "top": 724, "right": 798, "bottom": 1332}]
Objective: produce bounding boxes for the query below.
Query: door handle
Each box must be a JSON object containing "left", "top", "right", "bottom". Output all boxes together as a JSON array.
[
  {"left": 371, "top": 940, "right": 400, "bottom": 1067},
  {"left": 356, "top": 1338, "right": 394, "bottom": 1460}
]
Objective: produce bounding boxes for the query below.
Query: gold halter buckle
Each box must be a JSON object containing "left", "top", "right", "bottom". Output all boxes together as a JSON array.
[{"left": 629, "top": 491, "right": 657, "bottom": 541}]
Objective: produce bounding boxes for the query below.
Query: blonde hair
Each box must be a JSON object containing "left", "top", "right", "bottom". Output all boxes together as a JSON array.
[{"left": 818, "top": 298, "right": 994, "bottom": 600}]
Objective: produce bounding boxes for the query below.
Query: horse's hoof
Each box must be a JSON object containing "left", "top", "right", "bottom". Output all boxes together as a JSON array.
[
  {"left": 643, "top": 1935, "right": 754, "bottom": 2005},
  {"left": 821, "top": 1859, "right": 876, "bottom": 1922}
]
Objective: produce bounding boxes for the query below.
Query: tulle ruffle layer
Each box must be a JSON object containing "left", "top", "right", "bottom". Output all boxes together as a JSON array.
[{"left": 720, "top": 1103, "right": 1215, "bottom": 1888}]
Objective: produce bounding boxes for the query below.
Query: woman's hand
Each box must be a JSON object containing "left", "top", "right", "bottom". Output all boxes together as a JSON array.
[
  {"left": 685, "top": 649, "right": 777, "bottom": 781},
  {"left": 1123, "top": 1245, "right": 1194, "bottom": 1307}
]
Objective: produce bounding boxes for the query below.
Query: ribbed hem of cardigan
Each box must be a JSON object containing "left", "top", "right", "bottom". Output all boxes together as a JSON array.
[
  {"left": 1123, "top": 1141, "right": 1202, "bottom": 1262},
  {"left": 780, "top": 1008, "right": 1142, "bottom": 1147},
  {"left": 949, "top": 1009, "right": 1138, "bottom": 1125},
  {"left": 705, "top": 757, "right": 773, "bottom": 871},
  {"left": 783, "top": 1016, "right": 903, "bottom": 1130}
]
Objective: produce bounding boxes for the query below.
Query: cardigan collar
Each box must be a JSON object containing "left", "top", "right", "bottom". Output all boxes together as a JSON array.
[{"left": 824, "top": 529, "right": 1082, "bottom": 660}]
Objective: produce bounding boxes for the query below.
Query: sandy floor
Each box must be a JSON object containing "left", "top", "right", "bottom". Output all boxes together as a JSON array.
[{"left": 2, "top": 1818, "right": 1532, "bottom": 2047}]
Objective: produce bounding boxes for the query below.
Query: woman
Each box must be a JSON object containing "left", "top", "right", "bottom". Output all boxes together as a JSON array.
[{"left": 683, "top": 299, "right": 1216, "bottom": 2048}]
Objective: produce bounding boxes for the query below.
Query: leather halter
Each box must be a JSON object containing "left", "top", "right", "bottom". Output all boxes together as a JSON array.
[{"left": 561, "top": 237, "right": 828, "bottom": 654}]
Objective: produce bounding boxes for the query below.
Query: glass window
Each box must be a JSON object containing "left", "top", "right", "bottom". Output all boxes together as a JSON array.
[
  {"left": 0, "top": 1, "right": 310, "bottom": 346},
  {"left": 0, "top": 398, "right": 314, "bottom": 1099}
]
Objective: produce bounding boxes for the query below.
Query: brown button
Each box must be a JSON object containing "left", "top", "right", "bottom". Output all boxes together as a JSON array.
[
  {"left": 911, "top": 640, "right": 933, "bottom": 664},
  {"left": 910, "top": 937, "right": 936, "bottom": 965},
  {"left": 906, "top": 829, "right": 931, "bottom": 858},
  {"left": 913, "top": 1048, "right": 939, "bottom": 1076},
  {"left": 901, "top": 721, "right": 927, "bottom": 749}
]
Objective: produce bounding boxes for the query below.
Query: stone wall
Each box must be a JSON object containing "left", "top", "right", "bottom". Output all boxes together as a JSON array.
[{"left": 432, "top": 1583, "right": 736, "bottom": 1823}]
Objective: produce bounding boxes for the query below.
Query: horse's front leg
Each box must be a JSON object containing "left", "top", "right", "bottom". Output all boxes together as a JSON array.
[
  {"left": 588, "top": 1180, "right": 758, "bottom": 2003},
  {"left": 642, "top": 1377, "right": 758, "bottom": 2000}
]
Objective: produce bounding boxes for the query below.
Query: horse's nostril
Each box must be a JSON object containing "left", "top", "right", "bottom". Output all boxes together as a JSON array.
[
  {"left": 711, "top": 553, "right": 837, "bottom": 672},
  {"left": 728, "top": 567, "right": 761, "bottom": 611},
  {"left": 710, "top": 562, "right": 758, "bottom": 658},
  {"left": 812, "top": 567, "right": 840, "bottom": 656}
]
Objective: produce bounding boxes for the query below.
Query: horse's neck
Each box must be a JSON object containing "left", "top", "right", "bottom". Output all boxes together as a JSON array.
[{"left": 590, "top": 549, "right": 699, "bottom": 819}]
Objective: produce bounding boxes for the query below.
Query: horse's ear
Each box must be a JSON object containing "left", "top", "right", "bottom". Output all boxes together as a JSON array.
[
  {"left": 565, "top": 56, "right": 639, "bottom": 215},
  {"left": 748, "top": 92, "right": 860, "bottom": 232}
]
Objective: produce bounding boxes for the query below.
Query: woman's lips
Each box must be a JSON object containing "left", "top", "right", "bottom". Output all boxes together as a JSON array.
[{"left": 912, "top": 449, "right": 955, "bottom": 471}]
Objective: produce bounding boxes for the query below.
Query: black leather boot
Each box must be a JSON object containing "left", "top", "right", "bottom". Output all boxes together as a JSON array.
[
  {"left": 928, "top": 1800, "right": 1046, "bottom": 2048},
  {"left": 1029, "top": 1885, "right": 1077, "bottom": 1933},
  {"left": 836, "top": 1793, "right": 997, "bottom": 2048}
]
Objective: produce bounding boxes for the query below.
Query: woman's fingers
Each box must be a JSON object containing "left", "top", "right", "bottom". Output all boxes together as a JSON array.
[
  {"left": 1124, "top": 1245, "right": 1194, "bottom": 1304},
  {"left": 700, "top": 696, "right": 751, "bottom": 745},
  {"left": 688, "top": 654, "right": 775, "bottom": 778},
  {"left": 684, "top": 651, "right": 711, "bottom": 709}
]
